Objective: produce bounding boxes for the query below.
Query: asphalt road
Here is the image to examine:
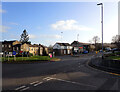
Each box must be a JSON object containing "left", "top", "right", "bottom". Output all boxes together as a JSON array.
[{"left": 2, "top": 53, "right": 120, "bottom": 91}]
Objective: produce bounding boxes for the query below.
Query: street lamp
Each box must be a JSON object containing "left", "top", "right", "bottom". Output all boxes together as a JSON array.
[
  {"left": 61, "top": 32, "right": 63, "bottom": 43},
  {"left": 97, "top": 3, "right": 104, "bottom": 59},
  {"left": 77, "top": 34, "right": 79, "bottom": 41}
]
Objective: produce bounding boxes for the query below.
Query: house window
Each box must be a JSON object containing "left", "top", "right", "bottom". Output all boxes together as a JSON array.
[
  {"left": 68, "top": 50, "right": 70, "bottom": 54},
  {"left": 64, "top": 50, "right": 66, "bottom": 54},
  {"left": 9, "top": 45, "right": 11, "bottom": 48},
  {"left": 2, "top": 45, "right": 4, "bottom": 47},
  {"left": 27, "top": 47, "right": 29, "bottom": 51},
  {"left": 17, "top": 47, "right": 19, "bottom": 50}
]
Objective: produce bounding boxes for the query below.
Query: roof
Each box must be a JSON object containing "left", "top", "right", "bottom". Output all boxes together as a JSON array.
[
  {"left": 13, "top": 44, "right": 22, "bottom": 47},
  {"left": 56, "top": 43, "right": 71, "bottom": 46},
  {"left": 71, "top": 41, "right": 90, "bottom": 46},
  {"left": 2, "top": 40, "right": 17, "bottom": 44},
  {"left": 29, "top": 44, "right": 39, "bottom": 47}
]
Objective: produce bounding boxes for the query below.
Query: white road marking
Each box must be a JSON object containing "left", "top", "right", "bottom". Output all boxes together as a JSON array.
[
  {"left": 43, "top": 77, "right": 54, "bottom": 81},
  {"left": 20, "top": 87, "right": 30, "bottom": 91},
  {"left": 43, "top": 77, "right": 51, "bottom": 80},
  {"left": 30, "top": 81, "right": 39, "bottom": 85},
  {"left": 33, "top": 82, "right": 43, "bottom": 86},
  {"left": 15, "top": 86, "right": 26, "bottom": 90},
  {"left": 51, "top": 77, "right": 97, "bottom": 88}
]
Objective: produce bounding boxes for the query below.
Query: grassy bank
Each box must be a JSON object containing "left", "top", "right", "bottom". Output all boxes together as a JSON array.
[
  {"left": 107, "top": 56, "right": 120, "bottom": 60},
  {"left": 104, "top": 52, "right": 120, "bottom": 60},
  {"left": 0, "top": 56, "right": 60, "bottom": 63}
]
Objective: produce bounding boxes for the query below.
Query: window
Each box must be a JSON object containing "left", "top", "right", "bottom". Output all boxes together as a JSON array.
[
  {"left": 2, "top": 45, "right": 4, "bottom": 47},
  {"left": 17, "top": 47, "right": 19, "bottom": 50},
  {"left": 9, "top": 45, "right": 11, "bottom": 48},
  {"left": 68, "top": 50, "right": 70, "bottom": 54}
]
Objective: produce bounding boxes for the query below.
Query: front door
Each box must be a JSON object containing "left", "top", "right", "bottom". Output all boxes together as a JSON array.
[{"left": 64, "top": 50, "right": 66, "bottom": 54}]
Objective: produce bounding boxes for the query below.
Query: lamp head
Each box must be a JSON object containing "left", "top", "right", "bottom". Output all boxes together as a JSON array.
[{"left": 97, "top": 3, "right": 103, "bottom": 5}]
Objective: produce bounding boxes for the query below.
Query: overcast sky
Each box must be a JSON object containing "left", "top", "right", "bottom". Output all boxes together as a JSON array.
[{"left": 1, "top": 2, "right": 118, "bottom": 46}]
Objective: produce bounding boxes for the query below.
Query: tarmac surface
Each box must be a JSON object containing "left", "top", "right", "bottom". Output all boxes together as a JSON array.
[{"left": 2, "top": 53, "right": 120, "bottom": 91}]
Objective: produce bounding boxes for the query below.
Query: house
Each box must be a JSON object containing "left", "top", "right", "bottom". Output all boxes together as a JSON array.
[
  {"left": 29, "top": 44, "right": 39, "bottom": 56},
  {"left": 1, "top": 40, "right": 21, "bottom": 56},
  {"left": 71, "top": 41, "right": 90, "bottom": 53},
  {"left": 1, "top": 40, "right": 49, "bottom": 56},
  {"left": 53, "top": 43, "right": 73, "bottom": 55}
]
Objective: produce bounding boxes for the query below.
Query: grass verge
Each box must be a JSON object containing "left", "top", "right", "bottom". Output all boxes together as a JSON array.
[{"left": 0, "top": 56, "right": 60, "bottom": 63}]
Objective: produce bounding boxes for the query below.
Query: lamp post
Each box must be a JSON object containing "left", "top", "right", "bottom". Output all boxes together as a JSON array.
[
  {"left": 77, "top": 34, "right": 79, "bottom": 41},
  {"left": 97, "top": 3, "right": 104, "bottom": 59},
  {"left": 61, "top": 32, "right": 63, "bottom": 43}
]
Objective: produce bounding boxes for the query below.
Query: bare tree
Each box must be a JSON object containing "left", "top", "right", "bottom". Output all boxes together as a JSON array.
[
  {"left": 92, "top": 36, "right": 100, "bottom": 50},
  {"left": 112, "top": 35, "right": 120, "bottom": 49}
]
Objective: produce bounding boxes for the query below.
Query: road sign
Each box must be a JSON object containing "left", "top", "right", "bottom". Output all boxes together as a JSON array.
[{"left": 13, "top": 51, "right": 16, "bottom": 55}]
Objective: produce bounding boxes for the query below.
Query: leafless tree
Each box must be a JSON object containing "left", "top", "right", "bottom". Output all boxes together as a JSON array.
[
  {"left": 92, "top": 36, "right": 100, "bottom": 50},
  {"left": 112, "top": 35, "right": 120, "bottom": 49}
]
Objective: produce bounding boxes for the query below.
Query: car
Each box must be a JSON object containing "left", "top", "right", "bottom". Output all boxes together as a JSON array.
[
  {"left": 82, "top": 50, "right": 88, "bottom": 54},
  {"left": 111, "top": 48, "right": 120, "bottom": 53},
  {"left": 105, "top": 47, "right": 111, "bottom": 52},
  {"left": 112, "top": 48, "right": 119, "bottom": 51}
]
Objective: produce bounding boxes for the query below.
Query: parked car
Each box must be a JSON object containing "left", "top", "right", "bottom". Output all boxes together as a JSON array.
[
  {"left": 105, "top": 47, "right": 111, "bottom": 52},
  {"left": 82, "top": 50, "right": 88, "bottom": 54},
  {"left": 112, "top": 48, "right": 119, "bottom": 51}
]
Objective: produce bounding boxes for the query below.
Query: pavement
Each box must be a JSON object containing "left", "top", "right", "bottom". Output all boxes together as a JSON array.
[
  {"left": 2, "top": 53, "right": 120, "bottom": 91},
  {"left": 88, "top": 53, "right": 120, "bottom": 75}
]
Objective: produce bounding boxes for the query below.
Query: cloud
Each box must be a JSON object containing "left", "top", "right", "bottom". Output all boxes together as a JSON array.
[
  {"left": 51, "top": 19, "right": 93, "bottom": 31},
  {"left": 29, "top": 34, "right": 37, "bottom": 39},
  {"left": 40, "top": 34, "right": 61, "bottom": 39},
  {"left": 0, "top": 8, "right": 6, "bottom": 13},
  {"left": 0, "top": 25, "right": 10, "bottom": 32}
]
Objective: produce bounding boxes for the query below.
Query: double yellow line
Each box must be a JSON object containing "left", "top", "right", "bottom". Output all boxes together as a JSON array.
[{"left": 109, "top": 73, "right": 120, "bottom": 76}]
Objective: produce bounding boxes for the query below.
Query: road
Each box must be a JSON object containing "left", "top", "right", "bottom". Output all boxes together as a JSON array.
[{"left": 2, "top": 53, "right": 120, "bottom": 91}]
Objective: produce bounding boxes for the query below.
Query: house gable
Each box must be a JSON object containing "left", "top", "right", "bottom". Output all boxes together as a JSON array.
[{"left": 53, "top": 43, "right": 61, "bottom": 49}]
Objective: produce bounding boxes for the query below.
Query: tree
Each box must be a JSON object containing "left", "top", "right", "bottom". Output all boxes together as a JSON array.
[
  {"left": 20, "top": 29, "right": 29, "bottom": 44},
  {"left": 112, "top": 35, "right": 120, "bottom": 49},
  {"left": 92, "top": 36, "right": 100, "bottom": 50}
]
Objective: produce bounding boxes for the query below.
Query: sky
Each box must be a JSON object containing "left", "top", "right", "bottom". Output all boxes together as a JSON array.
[{"left": 0, "top": 2, "right": 118, "bottom": 46}]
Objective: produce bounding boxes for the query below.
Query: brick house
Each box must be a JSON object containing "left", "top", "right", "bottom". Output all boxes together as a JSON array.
[{"left": 53, "top": 43, "right": 73, "bottom": 55}]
